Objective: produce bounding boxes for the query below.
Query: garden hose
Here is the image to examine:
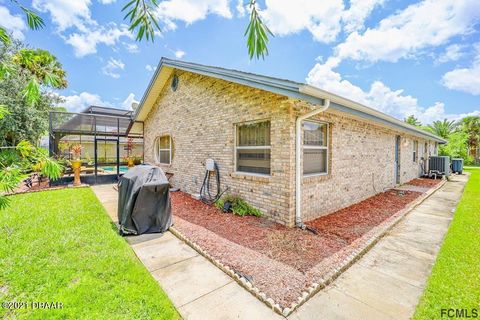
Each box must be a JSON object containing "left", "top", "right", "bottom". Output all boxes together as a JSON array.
[{"left": 199, "top": 161, "right": 228, "bottom": 205}]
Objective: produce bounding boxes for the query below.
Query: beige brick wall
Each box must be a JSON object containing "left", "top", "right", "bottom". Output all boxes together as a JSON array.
[
  {"left": 295, "top": 107, "right": 432, "bottom": 221},
  {"left": 143, "top": 71, "right": 296, "bottom": 226},
  {"left": 143, "top": 70, "right": 436, "bottom": 226},
  {"left": 398, "top": 135, "right": 431, "bottom": 183},
  {"left": 296, "top": 109, "right": 397, "bottom": 221}
]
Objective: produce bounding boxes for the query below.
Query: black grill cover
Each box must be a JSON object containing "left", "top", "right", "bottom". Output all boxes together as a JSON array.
[{"left": 117, "top": 165, "right": 172, "bottom": 235}]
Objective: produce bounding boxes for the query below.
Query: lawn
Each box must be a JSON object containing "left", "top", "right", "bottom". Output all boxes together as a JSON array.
[
  {"left": 414, "top": 168, "right": 480, "bottom": 319},
  {"left": 0, "top": 188, "right": 179, "bottom": 319}
]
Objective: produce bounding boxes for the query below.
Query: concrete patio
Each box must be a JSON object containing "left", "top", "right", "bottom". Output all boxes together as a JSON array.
[
  {"left": 92, "top": 173, "right": 468, "bottom": 320},
  {"left": 92, "top": 184, "right": 282, "bottom": 320}
]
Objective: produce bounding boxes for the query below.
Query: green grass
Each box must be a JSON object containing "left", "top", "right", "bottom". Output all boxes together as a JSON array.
[
  {"left": 414, "top": 168, "right": 480, "bottom": 319},
  {"left": 0, "top": 188, "right": 179, "bottom": 319}
]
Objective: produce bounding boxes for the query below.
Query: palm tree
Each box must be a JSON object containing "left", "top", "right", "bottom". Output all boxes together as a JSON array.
[
  {"left": 457, "top": 116, "right": 480, "bottom": 161},
  {"left": 426, "top": 119, "right": 456, "bottom": 139}
]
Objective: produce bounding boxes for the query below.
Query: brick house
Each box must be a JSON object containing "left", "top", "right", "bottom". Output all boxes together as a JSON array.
[{"left": 132, "top": 58, "right": 446, "bottom": 227}]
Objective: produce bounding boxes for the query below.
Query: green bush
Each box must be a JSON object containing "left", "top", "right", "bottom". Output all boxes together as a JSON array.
[
  {"left": 215, "top": 194, "right": 262, "bottom": 217},
  {"left": 439, "top": 131, "right": 473, "bottom": 164}
]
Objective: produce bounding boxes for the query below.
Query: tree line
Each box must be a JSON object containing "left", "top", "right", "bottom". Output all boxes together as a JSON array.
[{"left": 404, "top": 115, "right": 480, "bottom": 165}]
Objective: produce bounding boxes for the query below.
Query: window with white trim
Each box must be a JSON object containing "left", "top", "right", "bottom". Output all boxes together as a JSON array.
[
  {"left": 235, "top": 121, "right": 271, "bottom": 175},
  {"left": 155, "top": 135, "right": 172, "bottom": 164},
  {"left": 303, "top": 121, "right": 328, "bottom": 175}
]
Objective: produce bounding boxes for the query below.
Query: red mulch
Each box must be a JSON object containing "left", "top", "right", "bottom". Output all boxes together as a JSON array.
[
  {"left": 171, "top": 193, "right": 343, "bottom": 272},
  {"left": 170, "top": 186, "right": 431, "bottom": 308},
  {"left": 306, "top": 190, "right": 421, "bottom": 244},
  {"left": 407, "top": 178, "right": 442, "bottom": 188},
  {"left": 171, "top": 188, "right": 422, "bottom": 273}
]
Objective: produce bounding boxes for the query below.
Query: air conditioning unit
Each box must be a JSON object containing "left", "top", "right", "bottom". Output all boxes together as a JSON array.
[{"left": 428, "top": 156, "right": 450, "bottom": 177}]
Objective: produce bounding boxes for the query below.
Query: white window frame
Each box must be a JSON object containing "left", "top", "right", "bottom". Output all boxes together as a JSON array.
[
  {"left": 234, "top": 120, "right": 271, "bottom": 176},
  {"left": 156, "top": 135, "right": 172, "bottom": 165},
  {"left": 303, "top": 120, "right": 329, "bottom": 177}
]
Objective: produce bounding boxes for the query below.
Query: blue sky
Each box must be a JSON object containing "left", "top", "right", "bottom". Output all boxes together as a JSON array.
[{"left": 1, "top": 0, "right": 479, "bottom": 124}]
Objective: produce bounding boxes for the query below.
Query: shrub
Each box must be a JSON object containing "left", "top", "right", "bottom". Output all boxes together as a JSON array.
[{"left": 215, "top": 194, "right": 262, "bottom": 217}]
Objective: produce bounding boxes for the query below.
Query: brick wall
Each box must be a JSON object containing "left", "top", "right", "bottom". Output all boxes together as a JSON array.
[
  {"left": 295, "top": 105, "right": 431, "bottom": 221},
  {"left": 143, "top": 71, "right": 296, "bottom": 225},
  {"left": 143, "top": 70, "right": 435, "bottom": 226}
]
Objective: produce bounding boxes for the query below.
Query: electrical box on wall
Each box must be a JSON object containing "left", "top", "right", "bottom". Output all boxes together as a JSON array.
[{"left": 205, "top": 158, "right": 215, "bottom": 171}]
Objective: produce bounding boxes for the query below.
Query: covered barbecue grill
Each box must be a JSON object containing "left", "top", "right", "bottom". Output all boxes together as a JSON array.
[{"left": 117, "top": 165, "right": 172, "bottom": 235}]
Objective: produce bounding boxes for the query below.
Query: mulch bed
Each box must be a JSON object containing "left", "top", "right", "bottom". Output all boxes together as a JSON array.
[
  {"left": 306, "top": 189, "right": 421, "bottom": 244},
  {"left": 407, "top": 178, "right": 442, "bottom": 188},
  {"left": 169, "top": 178, "right": 437, "bottom": 308}
]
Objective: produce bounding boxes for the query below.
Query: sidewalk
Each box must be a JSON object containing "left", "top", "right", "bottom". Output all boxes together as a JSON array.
[
  {"left": 290, "top": 174, "right": 468, "bottom": 320},
  {"left": 92, "top": 184, "right": 283, "bottom": 320},
  {"left": 92, "top": 173, "right": 468, "bottom": 320}
]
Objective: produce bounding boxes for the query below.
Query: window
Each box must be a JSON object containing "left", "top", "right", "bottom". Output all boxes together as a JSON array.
[
  {"left": 236, "top": 121, "right": 271, "bottom": 175},
  {"left": 413, "top": 140, "right": 418, "bottom": 162},
  {"left": 434, "top": 142, "right": 438, "bottom": 155},
  {"left": 155, "top": 135, "right": 172, "bottom": 164},
  {"left": 303, "top": 121, "right": 328, "bottom": 175}
]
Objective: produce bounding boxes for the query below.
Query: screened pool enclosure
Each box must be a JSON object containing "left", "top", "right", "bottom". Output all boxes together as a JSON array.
[{"left": 49, "top": 106, "right": 143, "bottom": 185}]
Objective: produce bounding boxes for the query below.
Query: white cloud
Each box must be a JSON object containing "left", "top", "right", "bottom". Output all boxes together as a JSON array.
[
  {"left": 335, "top": 0, "right": 480, "bottom": 63},
  {"left": 60, "top": 92, "right": 137, "bottom": 112},
  {"left": 258, "top": 0, "right": 382, "bottom": 43},
  {"left": 32, "top": 0, "right": 94, "bottom": 32},
  {"left": 442, "top": 61, "right": 480, "bottom": 95},
  {"left": 98, "top": 0, "right": 116, "bottom": 4},
  {"left": 436, "top": 44, "right": 465, "bottom": 63},
  {"left": 342, "top": 0, "right": 384, "bottom": 33},
  {"left": 145, "top": 64, "right": 156, "bottom": 72},
  {"left": 121, "top": 93, "right": 138, "bottom": 110},
  {"left": 442, "top": 46, "right": 480, "bottom": 95},
  {"left": 123, "top": 42, "right": 140, "bottom": 53},
  {"left": 306, "top": 61, "right": 479, "bottom": 124},
  {"left": 60, "top": 91, "right": 111, "bottom": 112},
  {"left": 174, "top": 50, "right": 186, "bottom": 59},
  {"left": 0, "top": 6, "right": 27, "bottom": 40},
  {"left": 443, "top": 65, "right": 480, "bottom": 95},
  {"left": 235, "top": 0, "right": 246, "bottom": 17},
  {"left": 101, "top": 58, "right": 125, "bottom": 79},
  {"left": 34, "top": 0, "right": 133, "bottom": 57},
  {"left": 66, "top": 24, "right": 132, "bottom": 57},
  {"left": 156, "top": 0, "right": 232, "bottom": 29},
  {"left": 262, "top": 0, "right": 345, "bottom": 43}
]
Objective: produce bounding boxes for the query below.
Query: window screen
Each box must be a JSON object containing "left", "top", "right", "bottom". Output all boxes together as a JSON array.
[
  {"left": 303, "top": 121, "right": 328, "bottom": 175},
  {"left": 155, "top": 135, "right": 172, "bottom": 164},
  {"left": 236, "top": 121, "right": 271, "bottom": 174}
]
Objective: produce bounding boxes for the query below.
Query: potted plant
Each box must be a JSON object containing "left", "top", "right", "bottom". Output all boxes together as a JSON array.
[
  {"left": 125, "top": 138, "right": 135, "bottom": 167},
  {"left": 123, "top": 156, "right": 135, "bottom": 168},
  {"left": 70, "top": 144, "right": 82, "bottom": 169},
  {"left": 70, "top": 144, "right": 82, "bottom": 186}
]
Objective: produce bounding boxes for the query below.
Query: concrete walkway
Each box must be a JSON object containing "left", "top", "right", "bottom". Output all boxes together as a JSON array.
[
  {"left": 91, "top": 184, "right": 283, "bottom": 320},
  {"left": 92, "top": 174, "right": 468, "bottom": 320},
  {"left": 290, "top": 174, "right": 468, "bottom": 320}
]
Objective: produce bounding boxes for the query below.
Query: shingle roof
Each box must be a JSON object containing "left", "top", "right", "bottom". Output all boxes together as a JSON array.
[{"left": 134, "top": 57, "right": 446, "bottom": 143}]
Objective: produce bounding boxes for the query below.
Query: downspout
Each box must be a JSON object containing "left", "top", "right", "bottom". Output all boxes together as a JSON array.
[{"left": 295, "top": 96, "right": 330, "bottom": 228}]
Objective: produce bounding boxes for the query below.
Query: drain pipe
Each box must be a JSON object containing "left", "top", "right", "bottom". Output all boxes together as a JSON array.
[{"left": 295, "top": 96, "right": 330, "bottom": 228}]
